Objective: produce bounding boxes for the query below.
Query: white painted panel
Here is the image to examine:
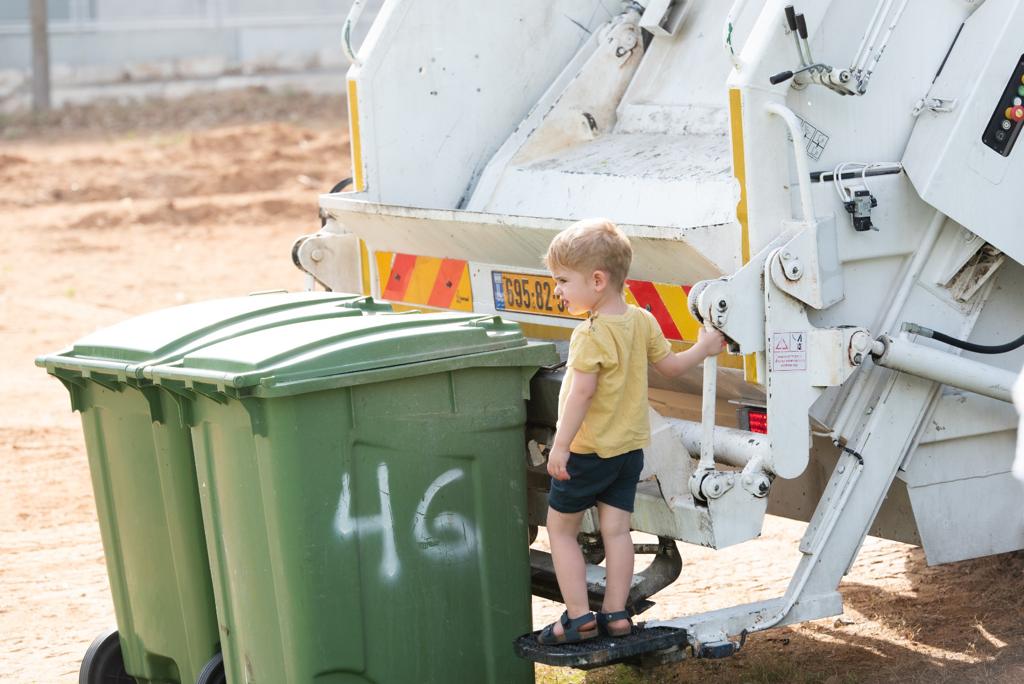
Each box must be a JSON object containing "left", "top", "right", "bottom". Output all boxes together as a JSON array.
[
  {"left": 784, "top": 0, "right": 970, "bottom": 171},
  {"left": 909, "top": 471, "right": 1024, "bottom": 565},
  {"left": 353, "top": 0, "right": 621, "bottom": 209},
  {"left": 904, "top": 432, "right": 1016, "bottom": 487},
  {"left": 903, "top": 0, "right": 1024, "bottom": 264},
  {"left": 621, "top": 0, "right": 738, "bottom": 110},
  {"left": 481, "top": 131, "right": 739, "bottom": 229},
  {"left": 320, "top": 195, "right": 735, "bottom": 281}
]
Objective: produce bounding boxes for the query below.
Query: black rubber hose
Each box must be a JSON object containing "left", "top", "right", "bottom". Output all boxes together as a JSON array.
[
  {"left": 319, "top": 177, "right": 355, "bottom": 227},
  {"left": 931, "top": 330, "right": 1024, "bottom": 355},
  {"left": 906, "top": 323, "right": 1024, "bottom": 354},
  {"left": 328, "top": 177, "right": 354, "bottom": 194}
]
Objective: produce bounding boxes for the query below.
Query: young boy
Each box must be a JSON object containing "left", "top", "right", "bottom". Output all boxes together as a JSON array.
[{"left": 537, "top": 218, "right": 724, "bottom": 644}]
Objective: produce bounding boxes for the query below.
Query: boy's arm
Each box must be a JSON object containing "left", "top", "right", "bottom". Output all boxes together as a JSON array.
[
  {"left": 652, "top": 327, "right": 725, "bottom": 378},
  {"left": 547, "top": 371, "right": 598, "bottom": 481}
]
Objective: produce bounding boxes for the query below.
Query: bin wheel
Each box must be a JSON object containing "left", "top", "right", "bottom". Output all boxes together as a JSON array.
[
  {"left": 79, "top": 629, "right": 134, "bottom": 684},
  {"left": 196, "top": 652, "right": 226, "bottom": 684}
]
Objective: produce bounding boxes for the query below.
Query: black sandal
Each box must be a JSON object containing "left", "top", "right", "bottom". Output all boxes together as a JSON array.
[
  {"left": 597, "top": 610, "right": 637, "bottom": 637},
  {"left": 537, "top": 610, "right": 598, "bottom": 645}
]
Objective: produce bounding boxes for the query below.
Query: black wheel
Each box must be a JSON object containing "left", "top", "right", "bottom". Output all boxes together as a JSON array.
[
  {"left": 196, "top": 652, "right": 226, "bottom": 684},
  {"left": 80, "top": 629, "right": 135, "bottom": 684}
]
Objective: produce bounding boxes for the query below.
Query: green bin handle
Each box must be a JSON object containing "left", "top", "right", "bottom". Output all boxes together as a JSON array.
[
  {"left": 143, "top": 364, "right": 245, "bottom": 389},
  {"left": 35, "top": 353, "right": 133, "bottom": 379}
]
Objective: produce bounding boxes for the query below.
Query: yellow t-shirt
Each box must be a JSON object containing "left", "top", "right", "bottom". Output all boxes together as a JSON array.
[{"left": 558, "top": 306, "right": 673, "bottom": 458}]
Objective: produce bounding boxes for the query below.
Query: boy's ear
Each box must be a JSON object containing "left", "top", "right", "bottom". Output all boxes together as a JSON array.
[{"left": 591, "top": 270, "right": 608, "bottom": 291}]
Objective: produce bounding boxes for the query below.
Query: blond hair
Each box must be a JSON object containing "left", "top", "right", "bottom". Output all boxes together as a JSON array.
[{"left": 543, "top": 218, "right": 632, "bottom": 290}]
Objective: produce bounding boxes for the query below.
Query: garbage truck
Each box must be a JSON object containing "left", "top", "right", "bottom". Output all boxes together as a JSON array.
[{"left": 292, "top": 0, "right": 1024, "bottom": 667}]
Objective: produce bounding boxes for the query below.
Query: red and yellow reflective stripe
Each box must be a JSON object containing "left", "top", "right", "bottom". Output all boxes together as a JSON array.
[
  {"left": 370, "top": 252, "right": 707, "bottom": 342},
  {"left": 381, "top": 253, "right": 418, "bottom": 301},
  {"left": 376, "top": 252, "right": 473, "bottom": 311},
  {"left": 428, "top": 258, "right": 469, "bottom": 308},
  {"left": 625, "top": 280, "right": 742, "bottom": 369},
  {"left": 625, "top": 279, "right": 700, "bottom": 342},
  {"left": 626, "top": 280, "right": 682, "bottom": 339}
]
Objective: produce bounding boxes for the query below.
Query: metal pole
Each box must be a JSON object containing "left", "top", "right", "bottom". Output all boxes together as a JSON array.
[
  {"left": 830, "top": 209, "right": 946, "bottom": 443},
  {"left": 342, "top": 0, "right": 368, "bottom": 66},
  {"left": 30, "top": 0, "right": 51, "bottom": 113},
  {"left": 664, "top": 417, "right": 766, "bottom": 469},
  {"left": 698, "top": 353, "right": 718, "bottom": 472},
  {"left": 764, "top": 102, "right": 815, "bottom": 222}
]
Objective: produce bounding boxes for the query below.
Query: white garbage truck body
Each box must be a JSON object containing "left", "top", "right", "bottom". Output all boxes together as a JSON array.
[{"left": 295, "top": 0, "right": 1024, "bottom": 662}]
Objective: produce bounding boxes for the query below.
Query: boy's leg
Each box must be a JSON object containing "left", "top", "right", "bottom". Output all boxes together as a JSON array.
[
  {"left": 597, "top": 502, "right": 633, "bottom": 633},
  {"left": 545, "top": 506, "right": 596, "bottom": 636}
]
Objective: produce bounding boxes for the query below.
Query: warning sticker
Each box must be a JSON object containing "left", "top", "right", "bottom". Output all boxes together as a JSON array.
[{"left": 772, "top": 332, "right": 806, "bottom": 371}]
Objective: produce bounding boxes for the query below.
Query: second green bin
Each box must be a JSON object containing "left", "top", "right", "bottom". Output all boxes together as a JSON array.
[{"left": 147, "top": 313, "right": 558, "bottom": 684}]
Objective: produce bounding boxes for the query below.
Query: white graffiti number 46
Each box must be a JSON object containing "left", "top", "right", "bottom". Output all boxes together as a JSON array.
[{"left": 333, "top": 463, "right": 478, "bottom": 580}]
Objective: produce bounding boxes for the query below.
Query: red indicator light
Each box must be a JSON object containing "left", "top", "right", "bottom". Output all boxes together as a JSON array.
[
  {"left": 747, "top": 409, "right": 768, "bottom": 434},
  {"left": 1006, "top": 106, "right": 1024, "bottom": 122}
]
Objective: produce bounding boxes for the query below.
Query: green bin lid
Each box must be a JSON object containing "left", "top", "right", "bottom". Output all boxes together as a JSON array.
[
  {"left": 37, "top": 292, "right": 392, "bottom": 380},
  {"left": 144, "top": 313, "right": 558, "bottom": 397}
]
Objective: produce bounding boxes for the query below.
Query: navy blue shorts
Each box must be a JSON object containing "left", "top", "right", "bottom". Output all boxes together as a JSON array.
[{"left": 548, "top": 449, "right": 644, "bottom": 514}]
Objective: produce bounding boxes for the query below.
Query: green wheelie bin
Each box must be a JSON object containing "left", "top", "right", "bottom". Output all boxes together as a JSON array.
[
  {"left": 37, "top": 292, "right": 391, "bottom": 684},
  {"left": 145, "top": 312, "right": 558, "bottom": 684}
]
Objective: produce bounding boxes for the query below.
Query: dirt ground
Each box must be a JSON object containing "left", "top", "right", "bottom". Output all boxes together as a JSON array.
[{"left": 1, "top": 90, "right": 1022, "bottom": 684}]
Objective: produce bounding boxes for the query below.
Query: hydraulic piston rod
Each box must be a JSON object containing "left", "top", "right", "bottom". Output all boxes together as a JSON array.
[{"left": 870, "top": 335, "right": 1017, "bottom": 403}]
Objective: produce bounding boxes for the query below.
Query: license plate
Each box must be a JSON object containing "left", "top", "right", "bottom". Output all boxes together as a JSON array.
[{"left": 491, "top": 271, "right": 583, "bottom": 319}]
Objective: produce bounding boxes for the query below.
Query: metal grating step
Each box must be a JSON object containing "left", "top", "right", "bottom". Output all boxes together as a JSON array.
[{"left": 513, "top": 626, "right": 688, "bottom": 670}]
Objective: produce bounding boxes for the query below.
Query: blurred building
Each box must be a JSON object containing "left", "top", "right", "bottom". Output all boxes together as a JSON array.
[{"left": 0, "top": 1, "right": 358, "bottom": 99}]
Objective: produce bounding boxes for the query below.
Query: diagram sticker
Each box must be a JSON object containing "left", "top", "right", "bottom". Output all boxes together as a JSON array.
[{"left": 771, "top": 332, "right": 806, "bottom": 371}]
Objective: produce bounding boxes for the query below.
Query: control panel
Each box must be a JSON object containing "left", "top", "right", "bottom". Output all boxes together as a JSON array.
[
  {"left": 982, "top": 54, "right": 1024, "bottom": 157},
  {"left": 904, "top": 2, "right": 1024, "bottom": 267}
]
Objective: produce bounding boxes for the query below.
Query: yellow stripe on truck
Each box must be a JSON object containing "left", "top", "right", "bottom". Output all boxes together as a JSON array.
[
  {"left": 729, "top": 88, "right": 750, "bottom": 265},
  {"left": 359, "top": 240, "right": 370, "bottom": 295},
  {"left": 347, "top": 79, "right": 365, "bottom": 192},
  {"left": 375, "top": 251, "right": 392, "bottom": 295},
  {"left": 729, "top": 87, "right": 760, "bottom": 385}
]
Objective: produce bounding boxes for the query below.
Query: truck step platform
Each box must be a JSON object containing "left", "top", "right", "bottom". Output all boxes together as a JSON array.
[{"left": 514, "top": 626, "right": 688, "bottom": 670}]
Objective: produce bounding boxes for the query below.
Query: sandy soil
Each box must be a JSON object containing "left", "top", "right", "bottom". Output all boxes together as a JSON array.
[{"left": 1, "top": 90, "right": 1022, "bottom": 684}]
